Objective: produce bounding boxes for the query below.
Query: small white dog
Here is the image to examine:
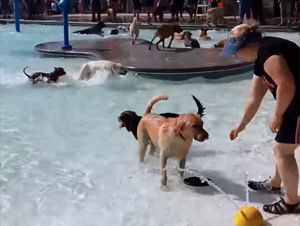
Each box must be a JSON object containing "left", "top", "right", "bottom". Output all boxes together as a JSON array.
[
  {"left": 78, "top": 60, "right": 127, "bottom": 80},
  {"left": 130, "top": 17, "right": 140, "bottom": 45}
]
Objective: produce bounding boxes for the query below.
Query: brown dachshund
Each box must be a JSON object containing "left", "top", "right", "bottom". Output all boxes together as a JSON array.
[
  {"left": 149, "top": 24, "right": 183, "bottom": 50},
  {"left": 23, "top": 67, "right": 66, "bottom": 84},
  {"left": 199, "top": 28, "right": 211, "bottom": 40},
  {"left": 137, "top": 94, "right": 209, "bottom": 186},
  {"left": 214, "top": 39, "right": 227, "bottom": 48}
]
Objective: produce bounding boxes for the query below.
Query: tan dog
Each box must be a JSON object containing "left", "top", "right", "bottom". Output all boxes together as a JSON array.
[
  {"left": 204, "top": 7, "right": 226, "bottom": 25},
  {"left": 199, "top": 28, "right": 211, "bottom": 40},
  {"left": 137, "top": 94, "right": 209, "bottom": 186},
  {"left": 214, "top": 39, "right": 227, "bottom": 48},
  {"left": 149, "top": 24, "right": 183, "bottom": 50},
  {"left": 130, "top": 17, "right": 140, "bottom": 45}
]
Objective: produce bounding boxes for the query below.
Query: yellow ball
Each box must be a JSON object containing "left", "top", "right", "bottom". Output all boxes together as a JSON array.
[
  {"left": 233, "top": 206, "right": 264, "bottom": 226},
  {"left": 134, "top": 73, "right": 139, "bottom": 77}
]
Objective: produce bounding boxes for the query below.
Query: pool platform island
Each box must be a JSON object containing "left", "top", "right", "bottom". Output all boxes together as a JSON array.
[{"left": 35, "top": 38, "right": 253, "bottom": 81}]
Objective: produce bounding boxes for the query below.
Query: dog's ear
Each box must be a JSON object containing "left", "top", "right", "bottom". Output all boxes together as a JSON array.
[{"left": 174, "top": 121, "right": 186, "bottom": 136}]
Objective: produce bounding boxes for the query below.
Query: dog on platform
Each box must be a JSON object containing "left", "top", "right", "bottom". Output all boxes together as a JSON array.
[
  {"left": 73, "top": 22, "right": 106, "bottom": 36},
  {"left": 130, "top": 17, "right": 140, "bottom": 45},
  {"left": 78, "top": 60, "right": 127, "bottom": 80},
  {"left": 23, "top": 66, "right": 66, "bottom": 84},
  {"left": 136, "top": 94, "right": 209, "bottom": 186},
  {"left": 183, "top": 31, "right": 200, "bottom": 48},
  {"left": 149, "top": 24, "right": 183, "bottom": 50}
]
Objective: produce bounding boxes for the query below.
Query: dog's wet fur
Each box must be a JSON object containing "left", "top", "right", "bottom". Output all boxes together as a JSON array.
[
  {"left": 118, "top": 95, "right": 205, "bottom": 140},
  {"left": 23, "top": 67, "right": 66, "bottom": 84},
  {"left": 73, "top": 22, "right": 106, "bottom": 35}
]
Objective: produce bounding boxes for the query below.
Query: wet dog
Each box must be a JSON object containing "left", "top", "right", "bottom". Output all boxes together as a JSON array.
[
  {"left": 23, "top": 67, "right": 66, "bottom": 84},
  {"left": 118, "top": 95, "right": 205, "bottom": 140},
  {"left": 73, "top": 21, "right": 106, "bottom": 35},
  {"left": 149, "top": 24, "right": 183, "bottom": 50},
  {"left": 183, "top": 31, "right": 200, "bottom": 48},
  {"left": 199, "top": 28, "right": 211, "bottom": 40},
  {"left": 136, "top": 94, "right": 209, "bottom": 186},
  {"left": 78, "top": 60, "right": 127, "bottom": 80},
  {"left": 110, "top": 26, "right": 129, "bottom": 35},
  {"left": 130, "top": 17, "right": 140, "bottom": 45},
  {"left": 214, "top": 39, "right": 227, "bottom": 48}
]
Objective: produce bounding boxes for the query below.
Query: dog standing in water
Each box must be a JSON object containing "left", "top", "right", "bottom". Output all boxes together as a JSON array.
[
  {"left": 136, "top": 94, "right": 209, "bottom": 186},
  {"left": 78, "top": 60, "right": 127, "bottom": 80},
  {"left": 130, "top": 17, "right": 140, "bottom": 45}
]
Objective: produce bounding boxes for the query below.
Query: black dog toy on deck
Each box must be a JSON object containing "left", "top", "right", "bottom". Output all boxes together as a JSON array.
[{"left": 183, "top": 177, "right": 213, "bottom": 187}]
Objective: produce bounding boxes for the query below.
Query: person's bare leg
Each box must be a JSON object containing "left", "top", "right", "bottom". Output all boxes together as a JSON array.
[
  {"left": 273, "top": 142, "right": 299, "bottom": 204},
  {"left": 277, "top": 4, "right": 285, "bottom": 26},
  {"left": 268, "top": 164, "right": 282, "bottom": 187}
]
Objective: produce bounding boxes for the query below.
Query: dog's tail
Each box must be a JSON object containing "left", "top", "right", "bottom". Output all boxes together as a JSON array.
[
  {"left": 191, "top": 95, "right": 205, "bottom": 117},
  {"left": 144, "top": 93, "right": 168, "bottom": 116},
  {"left": 23, "top": 66, "right": 31, "bottom": 79}
]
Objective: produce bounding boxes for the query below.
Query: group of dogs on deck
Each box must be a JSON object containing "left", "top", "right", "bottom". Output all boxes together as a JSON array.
[{"left": 23, "top": 18, "right": 227, "bottom": 84}]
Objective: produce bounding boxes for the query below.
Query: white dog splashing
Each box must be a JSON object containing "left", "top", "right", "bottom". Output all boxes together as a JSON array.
[{"left": 77, "top": 60, "right": 128, "bottom": 85}]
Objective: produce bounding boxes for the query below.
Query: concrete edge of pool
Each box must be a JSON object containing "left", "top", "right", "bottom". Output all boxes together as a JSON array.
[
  {"left": 2, "top": 18, "right": 300, "bottom": 32},
  {"left": 35, "top": 38, "right": 254, "bottom": 81}
]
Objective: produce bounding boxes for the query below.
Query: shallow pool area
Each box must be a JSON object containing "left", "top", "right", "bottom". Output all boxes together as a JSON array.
[{"left": 0, "top": 24, "right": 300, "bottom": 226}]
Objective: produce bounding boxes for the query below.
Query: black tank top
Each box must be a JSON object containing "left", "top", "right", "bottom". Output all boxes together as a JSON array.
[{"left": 253, "top": 37, "right": 300, "bottom": 100}]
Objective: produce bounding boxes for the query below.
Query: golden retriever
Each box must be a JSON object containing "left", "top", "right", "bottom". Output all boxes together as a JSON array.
[{"left": 137, "top": 94, "right": 209, "bottom": 186}]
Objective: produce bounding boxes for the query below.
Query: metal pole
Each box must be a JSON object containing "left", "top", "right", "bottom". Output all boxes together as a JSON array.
[
  {"left": 59, "top": 0, "right": 72, "bottom": 49},
  {"left": 13, "top": 0, "right": 20, "bottom": 32}
]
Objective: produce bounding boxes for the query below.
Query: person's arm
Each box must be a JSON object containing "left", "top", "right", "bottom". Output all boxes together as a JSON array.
[
  {"left": 264, "top": 55, "right": 296, "bottom": 118},
  {"left": 238, "top": 74, "right": 268, "bottom": 128}
]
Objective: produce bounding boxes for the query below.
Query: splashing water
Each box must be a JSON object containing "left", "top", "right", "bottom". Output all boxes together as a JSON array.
[{"left": 245, "top": 171, "right": 249, "bottom": 206}]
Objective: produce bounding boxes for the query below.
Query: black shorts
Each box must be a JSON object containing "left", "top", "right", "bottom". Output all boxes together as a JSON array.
[
  {"left": 275, "top": 98, "right": 300, "bottom": 144},
  {"left": 132, "top": 0, "right": 141, "bottom": 10}
]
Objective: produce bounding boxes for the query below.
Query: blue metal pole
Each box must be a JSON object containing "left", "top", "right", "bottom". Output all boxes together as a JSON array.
[
  {"left": 62, "top": 9, "right": 72, "bottom": 49},
  {"left": 59, "top": 0, "right": 72, "bottom": 49},
  {"left": 13, "top": 0, "right": 20, "bottom": 32}
]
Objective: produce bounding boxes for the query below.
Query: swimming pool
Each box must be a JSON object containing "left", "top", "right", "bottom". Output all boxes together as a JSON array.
[{"left": 0, "top": 24, "right": 300, "bottom": 226}]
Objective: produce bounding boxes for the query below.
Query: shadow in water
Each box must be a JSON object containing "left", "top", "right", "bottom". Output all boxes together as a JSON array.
[{"left": 184, "top": 169, "right": 278, "bottom": 205}]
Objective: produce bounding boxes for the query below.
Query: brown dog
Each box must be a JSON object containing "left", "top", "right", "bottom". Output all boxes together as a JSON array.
[
  {"left": 199, "top": 28, "right": 211, "bottom": 40},
  {"left": 149, "top": 24, "right": 183, "bottom": 50},
  {"left": 137, "top": 94, "right": 209, "bottom": 186},
  {"left": 214, "top": 39, "right": 227, "bottom": 48}
]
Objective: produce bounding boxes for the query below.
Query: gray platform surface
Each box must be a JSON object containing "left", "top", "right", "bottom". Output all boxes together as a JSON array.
[{"left": 35, "top": 38, "right": 254, "bottom": 80}]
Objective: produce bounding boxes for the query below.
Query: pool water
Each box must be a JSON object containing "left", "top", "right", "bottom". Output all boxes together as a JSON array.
[{"left": 0, "top": 24, "right": 300, "bottom": 226}]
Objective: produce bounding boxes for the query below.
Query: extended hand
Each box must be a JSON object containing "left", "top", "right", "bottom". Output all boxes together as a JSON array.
[
  {"left": 229, "top": 123, "right": 246, "bottom": 141},
  {"left": 270, "top": 114, "right": 282, "bottom": 133}
]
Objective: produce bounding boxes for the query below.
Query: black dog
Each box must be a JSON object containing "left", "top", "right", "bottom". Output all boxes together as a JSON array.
[
  {"left": 183, "top": 31, "right": 200, "bottom": 48},
  {"left": 23, "top": 67, "right": 66, "bottom": 84},
  {"left": 118, "top": 95, "right": 205, "bottom": 140},
  {"left": 73, "top": 22, "right": 106, "bottom": 36}
]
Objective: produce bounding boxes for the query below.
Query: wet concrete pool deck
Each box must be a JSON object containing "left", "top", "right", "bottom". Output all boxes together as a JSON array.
[{"left": 35, "top": 38, "right": 254, "bottom": 81}]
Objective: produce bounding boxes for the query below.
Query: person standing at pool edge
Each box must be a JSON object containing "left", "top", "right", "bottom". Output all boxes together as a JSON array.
[{"left": 222, "top": 24, "right": 300, "bottom": 214}]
